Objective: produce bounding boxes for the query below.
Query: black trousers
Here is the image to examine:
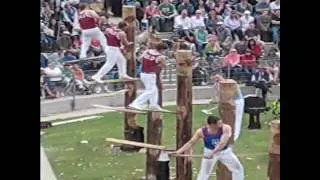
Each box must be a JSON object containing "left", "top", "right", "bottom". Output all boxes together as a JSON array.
[{"left": 231, "top": 28, "right": 244, "bottom": 41}]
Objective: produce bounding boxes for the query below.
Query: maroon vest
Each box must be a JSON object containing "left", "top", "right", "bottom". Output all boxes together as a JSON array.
[
  {"left": 79, "top": 11, "right": 97, "bottom": 30},
  {"left": 106, "top": 28, "right": 121, "bottom": 47},
  {"left": 142, "top": 51, "right": 160, "bottom": 73}
]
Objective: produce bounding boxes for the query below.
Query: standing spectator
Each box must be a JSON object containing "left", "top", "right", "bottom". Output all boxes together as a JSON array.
[
  {"left": 205, "top": 9, "right": 223, "bottom": 34},
  {"left": 247, "top": 38, "right": 262, "bottom": 59},
  {"left": 270, "top": 0, "right": 280, "bottom": 15},
  {"left": 61, "top": 2, "right": 78, "bottom": 32},
  {"left": 177, "top": 0, "right": 195, "bottom": 16},
  {"left": 57, "top": 31, "right": 73, "bottom": 50},
  {"left": 235, "top": 0, "right": 253, "bottom": 15},
  {"left": 216, "top": 21, "right": 233, "bottom": 52},
  {"left": 191, "top": 10, "right": 206, "bottom": 29},
  {"left": 271, "top": 10, "right": 280, "bottom": 45},
  {"left": 224, "top": 11, "right": 243, "bottom": 41},
  {"left": 255, "top": 10, "right": 271, "bottom": 42},
  {"left": 244, "top": 23, "right": 259, "bottom": 40},
  {"left": 240, "top": 10, "right": 254, "bottom": 33},
  {"left": 254, "top": 0, "right": 270, "bottom": 16},
  {"left": 194, "top": 26, "right": 209, "bottom": 56},
  {"left": 144, "top": 1, "right": 161, "bottom": 32},
  {"left": 158, "top": 0, "right": 177, "bottom": 30},
  {"left": 174, "top": 9, "right": 191, "bottom": 38}
]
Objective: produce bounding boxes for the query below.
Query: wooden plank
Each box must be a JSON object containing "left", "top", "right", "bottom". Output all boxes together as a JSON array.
[
  {"left": 92, "top": 105, "right": 147, "bottom": 114},
  {"left": 106, "top": 138, "right": 166, "bottom": 150},
  {"left": 141, "top": 108, "right": 176, "bottom": 114}
]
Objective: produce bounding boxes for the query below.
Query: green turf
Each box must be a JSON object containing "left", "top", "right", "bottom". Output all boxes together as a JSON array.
[{"left": 41, "top": 105, "right": 275, "bottom": 180}]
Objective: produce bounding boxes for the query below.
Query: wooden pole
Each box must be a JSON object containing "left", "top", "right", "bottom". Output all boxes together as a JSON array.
[
  {"left": 175, "top": 50, "right": 193, "bottom": 180},
  {"left": 122, "top": 6, "right": 138, "bottom": 140},
  {"left": 216, "top": 79, "right": 237, "bottom": 180},
  {"left": 267, "top": 120, "right": 280, "bottom": 180},
  {"left": 146, "top": 72, "right": 164, "bottom": 180}
]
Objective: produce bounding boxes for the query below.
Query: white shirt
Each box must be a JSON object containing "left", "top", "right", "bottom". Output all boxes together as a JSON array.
[
  {"left": 190, "top": 16, "right": 205, "bottom": 29},
  {"left": 44, "top": 67, "right": 63, "bottom": 81},
  {"left": 240, "top": 15, "right": 254, "bottom": 30},
  {"left": 224, "top": 16, "right": 241, "bottom": 30},
  {"left": 270, "top": 1, "right": 280, "bottom": 12},
  {"left": 174, "top": 15, "right": 191, "bottom": 30}
]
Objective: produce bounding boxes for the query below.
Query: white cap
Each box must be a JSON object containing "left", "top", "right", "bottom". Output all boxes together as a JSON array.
[
  {"left": 217, "top": 21, "right": 223, "bottom": 25},
  {"left": 244, "top": 10, "right": 251, "bottom": 15},
  {"left": 62, "top": 31, "right": 71, "bottom": 35}
]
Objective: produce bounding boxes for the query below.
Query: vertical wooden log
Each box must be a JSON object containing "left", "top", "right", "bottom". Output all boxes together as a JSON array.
[
  {"left": 175, "top": 50, "right": 193, "bottom": 180},
  {"left": 216, "top": 79, "right": 237, "bottom": 180},
  {"left": 122, "top": 6, "right": 138, "bottom": 138},
  {"left": 146, "top": 72, "right": 164, "bottom": 180},
  {"left": 268, "top": 120, "right": 280, "bottom": 180}
]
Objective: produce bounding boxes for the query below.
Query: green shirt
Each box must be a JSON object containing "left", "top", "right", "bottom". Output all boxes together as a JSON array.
[
  {"left": 194, "top": 29, "right": 208, "bottom": 43},
  {"left": 158, "top": 3, "right": 176, "bottom": 16}
]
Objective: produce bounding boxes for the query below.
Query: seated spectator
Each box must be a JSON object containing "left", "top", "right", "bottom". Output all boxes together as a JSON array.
[
  {"left": 158, "top": 0, "right": 177, "bottom": 31},
  {"left": 270, "top": 0, "right": 280, "bottom": 15},
  {"left": 255, "top": 10, "right": 272, "bottom": 42},
  {"left": 233, "top": 37, "right": 248, "bottom": 55},
  {"left": 72, "top": 64, "right": 87, "bottom": 90},
  {"left": 222, "top": 48, "right": 242, "bottom": 80},
  {"left": 221, "top": 3, "right": 233, "bottom": 18},
  {"left": 194, "top": 26, "right": 209, "bottom": 56},
  {"left": 240, "top": 10, "right": 254, "bottom": 33},
  {"left": 136, "top": 2, "right": 145, "bottom": 29},
  {"left": 224, "top": 11, "right": 243, "bottom": 41},
  {"left": 61, "top": 2, "right": 78, "bottom": 32},
  {"left": 254, "top": 0, "right": 270, "bottom": 16},
  {"left": 177, "top": 0, "right": 195, "bottom": 16},
  {"left": 271, "top": 10, "right": 280, "bottom": 45},
  {"left": 62, "top": 50, "right": 78, "bottom": 63},
  {"left": 191, "top": 10, "right": 206, "bottom": 29},
  {"left": 57, "top": 31, "right": 73, "bottom": 50},
  {"left": 216, "top": 21, "right": 233, "bottom": 52},
  {"left": 192, "top": 57, "right": 209, "bottom": 86},
  {"left": 235, "top": 0, "right": 253, "bottom": 15},
  {"left": 204, "top": 35, "right": 223, "bottom": 63},
  {"left": 48, "top": 18, "right": 59, "bottom": 37},
  {"left": 144, "top": 1, "right": 161, "bottom": 32},
  {"left": 244, "top": 23, "right": 259, "bottom": 40},
  {"left": 248, "top": 38, "right": 262, "bottom": 59},
  {"left": 174, "top": 9, "right": 191, "bottom": 38},
  {"left": 41, "top": 53, "right": 49, "bottom": 68},
  {"left": 214, "top": 0, "right": 227, "bottom": 16},
  {"left": 205, "top": 9, "right": 223, "bottom": 34},
  {"left": 240, "top": 49, "right": 257, "bottom": 81},
  {"left": 44, "top": 62, "right": 64, "bottom": 98},
  {"left": 197, "top": 0, "right": 210, "bottom": 16},
  {"left": 205, "top": 0, "right": 216, "bottom": 11}
]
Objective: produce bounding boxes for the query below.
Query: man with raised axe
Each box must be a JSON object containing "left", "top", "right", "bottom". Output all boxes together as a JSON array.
[
  {"left": 78, "top": 3, "right": 109, "bottom": 59},
  {"left": 170, "top": 115, "right": 244, "bottom": 180},
  {"left": 202, "top": 74, "right": 244, "bottom": 141},
  {"left": 128, "top": 42, "right": 168, "bottom": 111},
  {"left": 91, "top": 21, "right": 135, "bottom": 83}
]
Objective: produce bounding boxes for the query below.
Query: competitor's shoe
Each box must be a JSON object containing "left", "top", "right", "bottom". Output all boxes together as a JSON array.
[
  {"left": 128, "top": 104, "right": 144, "bottom": 111},
  {"left": 120, "top": 75, "right": 135, "bottom": 81},
  {"left": 91, "top": 75, "right": 104, "bottom": 84}
]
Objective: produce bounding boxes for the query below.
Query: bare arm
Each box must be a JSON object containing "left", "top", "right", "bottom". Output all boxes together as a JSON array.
[
  {"left": 88, "top": 10, "right": 100, "bottom": 21},
  {"left": 212, "top": 125, "right": 232, "bottom": 154},
  {"left": 176, "top": 129, "right": 203, "bottom": 154},
  {"left": 119, "top": 31, "right": 131, "bottom": 47},
  {"left": 156, "top": 55, "right": 167, "bottom": 68}
]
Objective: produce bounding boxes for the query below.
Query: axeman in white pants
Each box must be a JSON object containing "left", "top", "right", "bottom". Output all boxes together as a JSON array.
[
  {"left": 128, "top": 43, "right": 168, "bottom": 110},
  {"left": 92, "top": 21, "right": 134, "bottom": 83},
  {"left": 211, "top": 75, "right": 244, "bottom": 141},
  {"left": 78, "top": 3, "right": 109, "bottom": 59},
  {"left": 171, "top": 116, "right": 244, "bottom": 180}
]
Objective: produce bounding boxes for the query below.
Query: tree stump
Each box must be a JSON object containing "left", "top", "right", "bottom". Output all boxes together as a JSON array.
[
  {"left": 216, "top": 79, "right": 237, "bottom": 180},
  {"left": 175, "top": 50, "right": 193, "bottom": 180},
  {"left": 146, "top": 72, "right": 164, "bottom": 180},
  {"left": 122, "top": 6, "right": 140, "bottom": 151},
  {"left": 268, "top": 120, "right": 280, "bottom": 180}
]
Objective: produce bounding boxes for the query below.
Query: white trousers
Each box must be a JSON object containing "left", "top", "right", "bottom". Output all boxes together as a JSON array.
[
  {"left": 197, "top": 147, "right": 244, "bottom": 180},
  {"left": 234, "top": 98, "right": 244, "bottom": 141},
  {"left": 93, "top": 46, "right": 127, "bottom": 78},
  {"left": 80, "top": 27, "right": 109, "bottom": 59},
  {"left": 130, "top": 72, "right": 159, "bottom": 107}
]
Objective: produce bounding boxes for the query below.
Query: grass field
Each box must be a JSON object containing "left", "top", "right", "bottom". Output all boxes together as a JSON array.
[{"left": 41, "top": 105, "right": 274, "bottom": 180}]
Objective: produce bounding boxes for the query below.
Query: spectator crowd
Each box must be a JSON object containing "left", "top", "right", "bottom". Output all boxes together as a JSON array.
[{"left": 41, "top": 0, "right": 280, "bottom": 99}]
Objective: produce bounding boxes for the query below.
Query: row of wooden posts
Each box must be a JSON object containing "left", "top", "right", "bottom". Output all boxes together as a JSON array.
[{"left": 121, "top": 5, "right": 279, "bottom": 180}]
